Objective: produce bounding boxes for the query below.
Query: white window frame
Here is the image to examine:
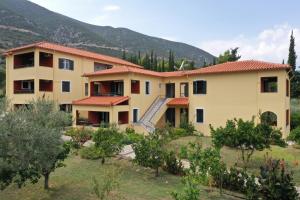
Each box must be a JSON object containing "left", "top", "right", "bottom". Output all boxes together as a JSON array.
[
  {"left": 21, "top": 80, "right": 32, "bottom": 90},
  {"left": 61, "top": 80, "right": 71, "bottom": 93},
  {"left": 59, "top": 58, "right": 74, "bottom": 70},
  {"left": 132, "top": 108, "right": 140, "bottom": 123},
  {"left": 193, "top": 79, "right": 207, "bottom": 95},
  {"left": 195, "top": 107, "right": 204, "bottom": 124},
  {"left": 145, "top": 81, "right": 151, "bottom": 95}
]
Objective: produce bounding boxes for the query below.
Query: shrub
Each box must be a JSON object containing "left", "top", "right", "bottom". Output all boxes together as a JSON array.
[
  {"left": 171, "top": 175, "right": 201, "bottom": 200},
  {"left": 92, "top": 127, "right": 124, "bottom": 164},
  {"left": 180, "top": 122, "right": 196, "bottom": 135},
  {"left": 122, "top": 127, "right": 144, "bottom": 145},
  {"left": 80, "top": 146, "right": 103, "bottom": 160},
  {"left": 163, "top": 151, "right": 184, "bottom": 175},
  {"left": 179, "top": 146, "right": 188, "bottom": 159},
  {"left": 287, "top": 126, "right": 300, "bottom": 144},
  {"left": 65, "top": 127, "right": 93, "bottom": 147}
]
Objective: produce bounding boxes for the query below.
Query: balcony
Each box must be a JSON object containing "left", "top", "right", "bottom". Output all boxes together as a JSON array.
[
  {"left": 14, "top": 52, "right": 34, "bottom": 69},
  {"left": 39, "top": 52, "right": 53, "bottom": 67},
  {"left": 14, "top": 80, "right": 34, "bottom": 94},
  {"left": 91, "top": 80, "right": 124, "bottom": 96},
  {"left": 39, "top": 79, "right": 53, "bottom": 92}
]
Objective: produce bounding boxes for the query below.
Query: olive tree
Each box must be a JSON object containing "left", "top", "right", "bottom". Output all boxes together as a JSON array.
[
  {"left": 210, "top": 117, "right": 285, "bottom": 168},
  {"left": 0, "top": 98, "right": 71, "bottom": 190}
]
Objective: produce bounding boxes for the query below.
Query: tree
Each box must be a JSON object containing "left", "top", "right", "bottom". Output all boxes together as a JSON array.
[
  {"left": 217, "top": 47, "right": 241, "bottom": 64},
  {"left": 132, "top": 131, "right": 165, "bottom": 177},
  {"left": 122, "top": 50, "right": 126, "bottom": 60},
  {"left": 171, "top": 175, "right": 201, "bottom": 200},
  {"left": 288, "top": 31, "right": 297, "bottom": 72},
  {"left": 0, "top": 98, "right": 71, "bottom": 190},
  {"left": 168, "top": 50, "right": 175, "bottom": 71},
  {"left": 92, "top": 126, "right": 124, "bottom": 164},
  {"left": 210, "top": 117, "right": 285, "bottom": 168}
]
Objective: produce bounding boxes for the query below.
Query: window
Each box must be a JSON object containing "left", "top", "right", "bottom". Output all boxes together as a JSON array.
[
  {"left": 261, "top": 111, "right": 277, "bottom": 126},
  {"left": 196, "top": 108, "right": 204, "bottom": 123},
  {"left": 94, "top": 62, "right": 112, "bottom": 71},
  {"left": 193, "top": 80, "right": 207, "bottom": 94},
  {"left": 59, "top": 58, "right": 74, "bottom": 70},
  {"left": 21, "top": 81, "right": 32, "bottom": 90},
  {"left": 14, "top": 52, "right": 34, "bottom": 68},
  {"left": 145, "top": 81, "right": 150, "bottom": 95},
  {"left": 62, "top": 81, "right": 70, "bottom": 92},
  {"left": 286, "top": 109, "right": 290, "bottom": 126},
  {"left": 261, "top": 77, "right": 277, "bottom": 93},
  {"left": 131, "top": 80, "right": 140, "bottom": 94},
  {"left": 286, "top": 79, "right": 290, "bottom": 97},
  {"left": 39, "top": 52, "right": 53, "bottom": 67},
  {"left": 133, "top": 108, "right": 139, "bottom": 123},
  {"left": 85, "top": 83, "right": 88, "bottom": 96},
  {"left": 118, "top": 111, "right": 129, "bottom": 124}
]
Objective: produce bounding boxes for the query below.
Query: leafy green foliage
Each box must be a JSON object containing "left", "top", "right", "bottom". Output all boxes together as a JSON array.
[
  {"left": 121, "top": 127, "right": 144, "bottom": 145},
  {"left": 65, "top": 127, "right": 93, "bottom": 147},
  {"left": 92, "top": 127, "right": 124, "bottom": 164},
  {"left": 80, "top": 146, "right": 104, "bottom": 160},
  {"left": 257, "top": 158, "right": 299, "bottom": 200},
  {"left": 217, "top": 47, "right": 241, "bottom": 64},
  {"left": 133, "top": 131, "right": 166, "bottom": 177},
  {"left": 163, "top": 151, "right": 184, "bottom": 175},
  {"left": 288, "top": 126, "right": 300, "bottom": 144},
  {"left": 92, "top": 167, "right": 123, "bottom": 200},
  {"left": 0, "top": 98, "right": 71, "bottom": 190},
  {"left": 291, "top": 112, "right": 300, "bottom": 130},
  {"left": 288, "top": 31, "right": 297, "bottom": 72},
  {"left": 210, "top": 117, "right": 285, "bottom": 168},
  {"left": 171, "top": 176, "right": 201, "bottom": 200}
]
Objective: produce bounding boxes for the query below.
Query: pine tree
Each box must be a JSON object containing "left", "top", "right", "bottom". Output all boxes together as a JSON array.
[
  {"left": 122, "top": 50, "right": 126, "bottom": 60},
  {"left": 161, "top": 59, "right": 165, "bottom": 72},
  {"left": 282, "top": 59, "right": 285, "bottom": 64},
  {"left": 150, "top": 50, "right": 154, "bottom": 70},
  {"left": 288, "top": 31, "right": 297, "bottom": 72},
  {"left": 138, "top": 51, "right": 141, "bottom": 64}
]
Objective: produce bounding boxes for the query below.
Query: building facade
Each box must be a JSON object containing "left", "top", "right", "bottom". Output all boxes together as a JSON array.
[{"left": 5, "top": 42, "right": 291, "bottom": 137}]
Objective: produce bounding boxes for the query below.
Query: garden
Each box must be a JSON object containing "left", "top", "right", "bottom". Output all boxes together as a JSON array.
[{"left": 1, "top": 98, "right": 300, "bottom": 200}]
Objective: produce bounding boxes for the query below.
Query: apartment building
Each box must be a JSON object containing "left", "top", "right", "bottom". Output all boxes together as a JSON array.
[
  {"left": 72, "top": 61, "right": 291, "bottom": 137},
  {"left": 4, "top": 42, "right": 140, "bottom": 111},
  {"left": 5, "top": 42, "right": 291, "bottom": 137}
]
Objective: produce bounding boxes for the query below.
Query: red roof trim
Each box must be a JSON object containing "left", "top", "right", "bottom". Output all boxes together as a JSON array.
[
  {"left": 4, "top": 41, "right": 142, "bottom": 68},
  {"left": 167, "top": 98, "right": 189, "bottom": 106},
  {"left": 72, "top": 96, "right": 129, "bottom": 106}
]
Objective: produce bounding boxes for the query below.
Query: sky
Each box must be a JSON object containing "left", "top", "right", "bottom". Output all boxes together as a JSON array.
[{"left": 29, "top": 0, "right": 300, "bottom": 66}]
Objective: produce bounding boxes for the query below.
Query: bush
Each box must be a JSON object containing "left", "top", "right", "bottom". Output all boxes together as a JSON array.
[
  {"left": 92, "top": 127, "right": 124, "bottom": 164},
  {"left": 80, "top": 146, "right": 103, "bottom": 160},
  {"left": 65, "top": 127, "right": 93, "bottom": 147},
  {"left": 291, "top": 112, "right": 300, "bottom": 130},
  {"left": 288, "top": 126, "right": 300, "bottom": 144},
  {"left": 180, "top": 122, "right": 196, "bottom": 135},
  {"left": 163, "top": 151, "right": 184, "bottom": 175},
  {"left": 122, "top": 127, "right": 144, "bottom": 145}
]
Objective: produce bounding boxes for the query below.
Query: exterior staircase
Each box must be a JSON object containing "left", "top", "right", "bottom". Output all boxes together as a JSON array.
[{"left": 139, "top": 97, "right": 168, "bottom": 133}]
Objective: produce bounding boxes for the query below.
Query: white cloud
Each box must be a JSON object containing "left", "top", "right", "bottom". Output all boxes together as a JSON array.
[
  {"left": 199, "top": 24, "right": 300, "bottom": 67},
  {"left": 103, "top": 5, "right": 120, "bottom": 12}
]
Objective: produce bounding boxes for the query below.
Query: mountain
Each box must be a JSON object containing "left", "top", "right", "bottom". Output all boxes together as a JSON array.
[{"left": 0, "top": 0, "right": 215, "bottom": 66}]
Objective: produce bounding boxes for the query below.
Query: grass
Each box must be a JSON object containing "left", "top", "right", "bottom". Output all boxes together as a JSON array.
[
  {"left": 168, "top": 136, "right": 300, "bottom": 184},
  {"left": 0, "top": 155, "right": 240, "bottom": 200}
]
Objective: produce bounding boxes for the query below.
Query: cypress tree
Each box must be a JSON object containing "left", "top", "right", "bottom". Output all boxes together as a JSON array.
[
  {"left": 122, "top": 50, "right": 126, "bottom": 60},
  {"left": 162, "top": 59, "right": 165, "bottom": 72},
  {"left": 288, "top": 31, "right": 297, "bottom": 72}
]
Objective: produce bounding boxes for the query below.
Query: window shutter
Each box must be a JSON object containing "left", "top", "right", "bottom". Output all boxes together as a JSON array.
[
  {"left": 193, "top": 81, "right": 197, "bottom": 94},
  {"left": 70, "top": 60, "right": 74, "bottom": 70},
  {"left": 203, "top": 81, "right": 207, "bottom": 94},
  {"left": 59, "top": 58, "right": 64, "bottom": 69}
]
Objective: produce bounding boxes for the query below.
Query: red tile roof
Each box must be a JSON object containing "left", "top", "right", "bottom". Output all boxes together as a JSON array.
[
  {"left": 187, "top": 60, "right": 290, "bottom": 75},
  {"left": 167, "top": 98, "right": 189, "bottom": 106},
  {"left": 4, "top": 41, "right": 141, "bottom": 68},
  {"left": 72, "top": 96, "right": 129, "bottom": 106},
  {"left": 83, "top": 60, "right": 289, "bottom": 78}
]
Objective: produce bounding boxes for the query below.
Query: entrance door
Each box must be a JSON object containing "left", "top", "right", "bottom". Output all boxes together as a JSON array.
[
  {"left": 100, "top": 112, "right": 109, "bottom": 126},
  {"left": 180, "top": 108, "right": 189, "bottom": 124},
  {"left": 166, "top": 108, "right": 176, "bottom": 126},
  {"left": 180, "top": 83, "right": 189, "bottom": 97},
  {"left": 166, "top": 83, "right": 175, "bottom": 98}
]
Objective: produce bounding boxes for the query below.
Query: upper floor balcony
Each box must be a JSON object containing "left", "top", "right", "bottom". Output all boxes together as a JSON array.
[
  {"left": 90, "top": 80, "right": 124, "bottom": 96},
  {"left": 13, "top": 51, "right": 53, "bottom": 69}
]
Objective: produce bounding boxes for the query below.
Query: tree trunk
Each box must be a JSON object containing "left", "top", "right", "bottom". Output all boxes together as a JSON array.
[
  {"left": 155, "top": 167, "right": 159, "bottom": 177},
  {"left": 44, "top": 173, "right": 50, "bottom": 190}
]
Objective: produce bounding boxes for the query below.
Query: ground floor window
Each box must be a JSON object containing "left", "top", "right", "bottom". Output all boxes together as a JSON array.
[
  {"left": 261, "top": 111, "right": 277, "bottom": 126},
  {"left": 60, "top": 104, "right": 72, "bottom": 113},
  {"left": 196, "top": 108, "right": 204, "bottom": 123},
  {"left": 118, "top": 111, "right": 129, "bottom": 124},
  {"left": 133, "top": 108, "right": 139, "bottom": 123},
  {"left": 166, "top": 108, "right": 175, "bottom": 126},
  {"left": 180, "top": 108, "right": 189, "bottom": 125}
]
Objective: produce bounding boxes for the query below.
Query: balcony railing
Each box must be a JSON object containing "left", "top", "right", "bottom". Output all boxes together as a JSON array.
[{"left": 93, "top": 92, "right": 124, "bottom": 96}]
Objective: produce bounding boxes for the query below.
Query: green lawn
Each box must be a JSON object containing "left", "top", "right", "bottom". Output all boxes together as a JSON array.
[
  {"left": 168, "top": 136, "right": 300, "bottom": 184},
  {"left": 0, "top": 154, "right": 240, "bottom": 200}
]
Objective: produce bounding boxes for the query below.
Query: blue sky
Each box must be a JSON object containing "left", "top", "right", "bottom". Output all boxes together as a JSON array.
[{"left": 29, "top": 0, "right": 300, "bottom": 66}]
